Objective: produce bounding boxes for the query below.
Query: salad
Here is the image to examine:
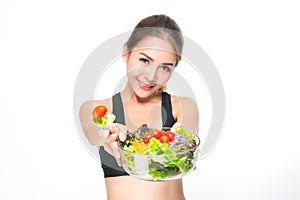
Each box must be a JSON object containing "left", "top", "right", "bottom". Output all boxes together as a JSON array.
[
  {"left": 119, "top": 124, "right": 200, "bottom": 180},
  {"left": 92, "top": 105, "right": 115, "bottom": 127}
]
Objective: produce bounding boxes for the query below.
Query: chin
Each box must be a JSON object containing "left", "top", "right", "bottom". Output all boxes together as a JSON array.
[{"left": 133, "top": 88, "right": 158, "bottom": 99}]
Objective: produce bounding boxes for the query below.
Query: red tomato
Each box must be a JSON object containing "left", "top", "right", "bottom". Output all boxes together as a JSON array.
[
  {"left": 143, "top": 133, "right": 155, "bottom": 144},
  {"left": 160, "top": 131, "right": 168, "bottom": 137},
  {"left": 159, "top": 135, "right": 169, "bottom": 143},
  {"left": 165, "top": 131, "right": 175, "bottom": 142},
  {"left": 151, "top": 130, "right": 163, "bottom": 139},
  {"left": 92, "top": 106, "right": 107, "bottom": 119}
]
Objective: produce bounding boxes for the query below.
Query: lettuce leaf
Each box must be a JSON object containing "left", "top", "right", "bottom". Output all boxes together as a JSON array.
[
  {"left": 174, "top": 126, "right": 195, "bottom": 140},
  {"left": 148, "top": 138, "right": 161, "bottom": 153},
  {"left": 92, "top": 113, "right": 115, "bottom": 127}
]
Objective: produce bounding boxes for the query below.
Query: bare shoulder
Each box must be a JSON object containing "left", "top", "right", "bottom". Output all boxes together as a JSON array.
[
  {"left": 170, "top": 95, "right": 199, "bottom": 132},
  {"left": 171, "top": 95, "right": 198, "bottom": 111}
]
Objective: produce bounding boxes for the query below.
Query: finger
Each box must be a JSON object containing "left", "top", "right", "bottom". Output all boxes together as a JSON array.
[
  {"left": 109, "top": 123, "right": 118, "bottom": 133},
  {"left": 104, "top": 123, "right": 119, "bottom": 141},
  {"left": 107, "top": 132, "right": 119, "bottom": 142},
  {"left": 171, "top": 122, "right": 182, "bottom": 132},
  {"left": 116, "top": 124, "right": 127, "bottom": 142},
  {"left": 173, "top": 122, "right": 182, "bottom": 128},
  {"left": 118, "top": 131, "right": 127, "bottom": 142},
  {"left": 103, "top": 130, "right": 110, "bottom": 138}
]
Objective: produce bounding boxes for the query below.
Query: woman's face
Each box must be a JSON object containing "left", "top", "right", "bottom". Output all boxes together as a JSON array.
[{"left": 123, "top": 36, "right": 177, "bottom": 99}]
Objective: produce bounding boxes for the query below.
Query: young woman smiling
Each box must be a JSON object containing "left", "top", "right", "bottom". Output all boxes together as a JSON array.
[{"left": 80, "top": 14, "right": 199, "bottom": 200}]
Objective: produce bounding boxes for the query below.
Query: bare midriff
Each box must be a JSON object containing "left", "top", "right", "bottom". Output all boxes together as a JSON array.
[{"left": 104, "top": 176, "right": 186, "bottom": 200}]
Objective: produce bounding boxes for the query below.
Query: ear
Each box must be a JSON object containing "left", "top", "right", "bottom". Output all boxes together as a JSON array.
[{"left": 122, "top": 43, "right": 129, "bottom": 62}]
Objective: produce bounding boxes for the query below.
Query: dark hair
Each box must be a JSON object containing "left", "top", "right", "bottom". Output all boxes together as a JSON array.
[{"left": 126, "top": 14, "right": 184, "bottom": 66}]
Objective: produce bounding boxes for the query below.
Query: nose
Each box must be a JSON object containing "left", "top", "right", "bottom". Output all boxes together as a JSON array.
[{"left": 144, "top": 64, "right": 158, "bottom": 82}]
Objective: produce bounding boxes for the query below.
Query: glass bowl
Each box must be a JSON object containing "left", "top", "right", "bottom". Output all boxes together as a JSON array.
[{"left": 118, "top": 126, "right": 200, "bottom": 181}]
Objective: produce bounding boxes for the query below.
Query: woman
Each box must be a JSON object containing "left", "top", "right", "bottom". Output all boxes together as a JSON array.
[{"left": 80, "top": 14, "right": 199, "bottom": 200}]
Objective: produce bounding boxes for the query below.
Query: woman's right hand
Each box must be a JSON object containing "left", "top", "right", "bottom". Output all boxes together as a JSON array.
[{"left": 100, "top": 123, "right": 127, "bottom": 166}]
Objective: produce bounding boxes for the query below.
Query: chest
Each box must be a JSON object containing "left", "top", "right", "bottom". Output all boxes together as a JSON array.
[{"left": 124, "top": 103, "right": 163, "bottom": 130}]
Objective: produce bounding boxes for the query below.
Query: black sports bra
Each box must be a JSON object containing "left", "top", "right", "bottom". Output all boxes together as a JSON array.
[{"left": 99, "top": 92, "right": 176, "bottom": 178}]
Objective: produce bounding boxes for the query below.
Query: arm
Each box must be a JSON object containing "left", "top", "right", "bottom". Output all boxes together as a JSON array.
[
  {"left": 79, "top": 100, "right": 109, "bottom": 146},
  {"left": 79, "top": 99, "right": 126, "bottom": 166}
]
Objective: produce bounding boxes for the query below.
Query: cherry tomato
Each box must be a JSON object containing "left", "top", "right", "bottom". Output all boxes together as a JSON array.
[
  {"left": 143, "top": 133, "right": 155, "bottom": 144},
  {"left": 92, "top": 106, "right": 107, "bottom": 119},
  {"left": 151, "top": 130, "right": 163, "bottom": 139},
  {"left": 161, "top": 131, "right": 169, "bottom": 138},
  {"left": 159, "top": 135, "right": 169, "bottom": 143},
  {"left": 165, "top": 131, "right": 175, "bottom": 142}
]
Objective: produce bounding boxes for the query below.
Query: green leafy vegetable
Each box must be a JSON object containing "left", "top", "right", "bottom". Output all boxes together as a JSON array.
[
  {"left": 174, "top": 126, "right": 195, "bottom": 140},
  {"left": 148, "top": 138, "right": 161, "bottom": 153},
  {"left": 92, "top": 113, "right": 115, "bottom": 127},
  {"left": 120, "top": 124, "right": 199, "bottom": 180}
]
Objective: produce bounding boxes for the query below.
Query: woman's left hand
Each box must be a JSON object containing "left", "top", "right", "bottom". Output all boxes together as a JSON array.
[{"left": 171, "top": 122, "right": 182, "bottom": 132}]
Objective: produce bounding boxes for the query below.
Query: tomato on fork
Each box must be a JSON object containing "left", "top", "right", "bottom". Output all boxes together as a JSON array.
[{"left": 92, "top": 105, "right": 107, "bottom": 119}]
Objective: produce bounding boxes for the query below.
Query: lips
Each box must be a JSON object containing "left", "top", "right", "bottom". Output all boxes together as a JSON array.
[{"left": 138, "top": 81, "right": 155, "bottom": 91}]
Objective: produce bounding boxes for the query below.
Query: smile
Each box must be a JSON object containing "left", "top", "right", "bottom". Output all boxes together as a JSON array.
[{"left": 138, "top": 81, "right": 155, "bottom": 91}]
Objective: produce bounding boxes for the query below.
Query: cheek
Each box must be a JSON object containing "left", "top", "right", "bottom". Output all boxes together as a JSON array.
[
  {"left": 155, "top": 74, "right": 172, "bottom": 85},
  {"left": 126, "top": 58, "right": 142, "bottom": 73},
  {"left": 127, "top": 66, "right": 144, "bottom": 79}
]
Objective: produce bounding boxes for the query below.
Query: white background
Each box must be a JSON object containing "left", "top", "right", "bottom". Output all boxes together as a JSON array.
[{"left": 1, "top": 0, "right": 300, "bottom": 200}]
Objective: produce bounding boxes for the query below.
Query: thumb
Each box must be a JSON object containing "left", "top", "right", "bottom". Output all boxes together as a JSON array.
[
  {"left": 116, "top": 124, "right": 127, "bottom": 142},
  {"left": 171, "top": 122, "right": 182, "bottom": 132}
]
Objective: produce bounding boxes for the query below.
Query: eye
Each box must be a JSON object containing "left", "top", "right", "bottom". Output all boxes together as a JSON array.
[
  {"left": 160, "top": 65, "right": 172, "bottom": 72},
  {"left": 139, "top": 58, "right": 149, "bottom": 64}
]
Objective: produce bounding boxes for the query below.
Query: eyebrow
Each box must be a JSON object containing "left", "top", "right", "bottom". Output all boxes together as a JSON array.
[{"left": 139, "top": 52, "right": 175, "bottom": 66}]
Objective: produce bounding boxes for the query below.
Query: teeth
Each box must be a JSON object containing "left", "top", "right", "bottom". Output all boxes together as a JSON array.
[{"left": 140, "top": 81, "right": 153, "bottom": 88}]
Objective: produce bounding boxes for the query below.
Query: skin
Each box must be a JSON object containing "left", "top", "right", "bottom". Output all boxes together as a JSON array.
[{"left": 79, "top": 36, "right": 199, "bottom": 200}]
